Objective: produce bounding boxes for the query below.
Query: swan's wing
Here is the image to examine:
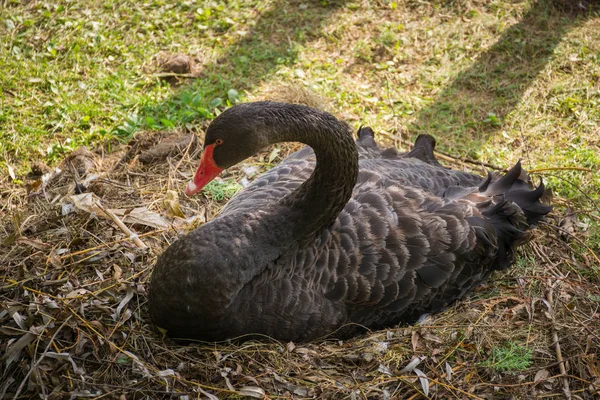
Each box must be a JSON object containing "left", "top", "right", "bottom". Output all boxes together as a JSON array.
[
  {"left": 358, "top": 158, "right": 483, "bottom": 195},
  {"left": 225, "top": 127, "right": 483, "bottom": 216},
  {"left": 315, "top": 164, "right": 548, "bottom": 329},
  {"left": 221, "top": 159, "right": 312, "bottom": 215}
]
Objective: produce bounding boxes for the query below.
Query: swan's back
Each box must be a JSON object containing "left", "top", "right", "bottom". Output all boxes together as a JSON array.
[{"left": 223, "top": 130, "right": 482, "bottom": 215}]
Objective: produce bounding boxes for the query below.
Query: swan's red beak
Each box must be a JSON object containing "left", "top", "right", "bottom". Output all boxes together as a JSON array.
[{"left": 185, "top": 144, "right": 224, "bottom": 196}]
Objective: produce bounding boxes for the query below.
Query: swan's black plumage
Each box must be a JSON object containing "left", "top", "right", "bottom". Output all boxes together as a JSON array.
[{"left": 148, "top": 101, "right": 551, "bottom": 342}]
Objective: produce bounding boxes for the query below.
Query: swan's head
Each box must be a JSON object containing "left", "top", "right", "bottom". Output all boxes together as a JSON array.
[{"left": 186, "top": 102, "right": 276, "bottom": 196}]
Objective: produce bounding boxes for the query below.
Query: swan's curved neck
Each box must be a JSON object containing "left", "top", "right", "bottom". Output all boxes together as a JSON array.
[{"left": 266, "top": 106, "right": 359, "bottom": 241}]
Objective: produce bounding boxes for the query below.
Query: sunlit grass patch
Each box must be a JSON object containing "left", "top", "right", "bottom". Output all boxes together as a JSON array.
[
  {"left": 482, "top": 341, "right": 533, "bottom": 372},
  {"left": 201, "top": 179, "right": 244, "bottom": 201}
]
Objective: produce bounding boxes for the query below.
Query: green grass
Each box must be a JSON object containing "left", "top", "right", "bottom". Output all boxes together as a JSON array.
[
  {"left": 1, "top": 0, "right": 599, "bottom": 242},
  {"left": 202, "top": 179, "right": 244, "bottom": 201},
  {"left": 482, "top": 341, "right": 534, "bottom": 372}
]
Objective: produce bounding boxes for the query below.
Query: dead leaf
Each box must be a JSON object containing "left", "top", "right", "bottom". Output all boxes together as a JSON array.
[
  {"left": 113, "top": 264, "right": 123, "bottom": 281},
  {"left": 242, "top": 375, "right": 260, "bottom": 385},
  {"left": 378, "top": 364, "right": 393, "bottom": 376},
  {"left": 122, "top": 350, "right": 152, "bottom": 378},
  {"left": 411, "top": 330, "right": 420, "bottom": 351},
  {"left": 70, "top": 193, "right": 105, "bottom": 216},
  {"left": 2, "top": 326, "right": 43, "bottom": 367},
  {"left": 223, "top": 375, "right": 235, "bottom": 392},
  {"left": 422, "top": 333, "right": 442, "bottom": 343},
  {"left": 414, "top": 368, "right": 429, "bottom": 396},
  {"left": 163, "top": 190, "right": 185, "bottom": 218},
  {"left": 399, "top": 356, "right": 425, "bottom": 374},
  {"left": 49, "top": 249, "right": 66, "bottom": 267},
  {"left": 41, "top": 297, "right": 59, "bottom": 309},
  {"left": 120, "top": 308, "right": 133, "bottom": 324},
  {"left": 534, "top": 369, "right": 550, "bottom": 384},
  {"left": 294, "top": 347, "right": 318, "bottom": 357},
  {"left": 66, "top": 289, "right": 89, "bottom": 299},
  {"left": 198, "top": 388, "right": 219, "bottom": 400},
  {"left": 268, "top": 147, "right": 281, "bottom": 164},
  {"left": 46, "top": 352, "right": 85, "bottom": 374},
  {"left": 9, "top": 309, "right": 27, "bottom": 330},
  {"left": 0, "top": 326, "right": 24, "bottom": 336},
  {"left": 559, "top": 208, "right": 577, "bottom": 239},
  {"left": 113, "top": 207, "right": 169, "bottom": 229},
  {"left": 237, "top": 386, "right": 265, "bottom": 398},
  {"left": 114, "top": 286, "right": 135, "bottom": 319},
  {"left": 16, "top": 237, "right": 50, "bottom": 250},
  {"left": 26, "top": 179, "right": 42, "bottom": 194},
  {"left": 445, "top": 362, "right": 453, "bottom": 381},
  {"left": 7, "top": 164, "right": 16, "bottom": 180},
  {"left": 157, "top": 369, "right": 176, "bottom": 377}
]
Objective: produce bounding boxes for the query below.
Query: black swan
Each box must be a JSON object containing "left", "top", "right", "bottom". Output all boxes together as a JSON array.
[{"left": 148, "top": 101, "right": 551, "bottom": 342}]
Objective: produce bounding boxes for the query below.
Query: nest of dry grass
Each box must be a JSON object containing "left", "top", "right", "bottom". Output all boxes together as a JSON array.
[{"left": 1, "top": 129, "right": 599, "bottom": 399}]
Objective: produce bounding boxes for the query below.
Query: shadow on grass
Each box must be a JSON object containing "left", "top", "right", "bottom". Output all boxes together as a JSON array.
[
  {"left": 408, "top": 0, "right": 597, "bottom": 157},
  {"left": 124, "top": 0, "right": 346, "bottom": 135}
]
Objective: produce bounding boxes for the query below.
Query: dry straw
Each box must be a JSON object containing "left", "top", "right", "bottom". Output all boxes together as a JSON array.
[{"left": 1, "top": 129, "right": 599, "bottom": 399}]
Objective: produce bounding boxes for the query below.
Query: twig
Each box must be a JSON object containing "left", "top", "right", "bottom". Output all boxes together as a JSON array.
[
  {"left": 58, "top": 229, "right": 164, "bottom": 259},
  {"left": 351, "top": 373, "right": 368, "bottom": 400},
  {"left": 528, "top": 166, "right": 593, "bottom": 173},
  {"left": 13, "top": 316, "right": 73, "bottom": 400},
  {"left": 151, "top": 72, "right": 198, "bottom": 78},
  {"left": 95, "top": 202, "right": 148, "bottom": 249},
  {"left": 173, "top": 133, "right": 197, "bottom": 173},
  {"left": 546, "top": 280, "right": 571, "bottom": 399}
]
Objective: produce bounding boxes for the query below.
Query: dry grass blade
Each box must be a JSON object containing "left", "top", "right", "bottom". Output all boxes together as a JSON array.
[
  {"left": 545, "top": 282, "right": 571, "bottom": 399},
  {"left": 12, "top": 316, "right": 72, "bottom": 400}
]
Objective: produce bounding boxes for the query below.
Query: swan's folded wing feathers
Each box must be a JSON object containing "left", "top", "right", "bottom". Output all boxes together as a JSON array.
[
  {"left": 225, "top": 148, "right": 484, "bottom": 216},
  {"left": 377, "top": 281, "right": 400, "bottom": 308},
  {"left": 222, "top": 159, "right": 310, "bottom": 215},
  {"left": 367, "top": 280, "right": 386, "bottom": 305},
  {"left": 415, "top": 256, "right": 457, "bottom": 288},
  {"left": 324, "top": 176, "right": 501, "bottom": 323},
  {"left": 374, "top": 250, "right": 393, "bottom": 282}
]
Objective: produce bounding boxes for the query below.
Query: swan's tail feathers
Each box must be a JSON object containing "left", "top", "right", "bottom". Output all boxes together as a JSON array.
[
  {"left": 479, "top": 161, "right": 552, "bottom": 227},
  {"left": 472, "top": 162, "right": 552, "bottom": 270},
  {"left": 444, "top": 161, "right": 551, "bottom": 271},
  {"left": 480, "top": 160, "right": 528, "bottom": 195},
  {"left": 478, "top": 198, "right": 529, "bottom": 270},
  {"left": 505, "top": 179, "right": 552, "bottom": 227},
  {"left": 401, "top": 134, "right": 445, "bottom": 168}
]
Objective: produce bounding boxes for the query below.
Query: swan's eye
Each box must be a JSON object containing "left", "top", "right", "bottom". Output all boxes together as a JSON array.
[{"left": 215, "top": 139, "right": 224, "bottom": 145}]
